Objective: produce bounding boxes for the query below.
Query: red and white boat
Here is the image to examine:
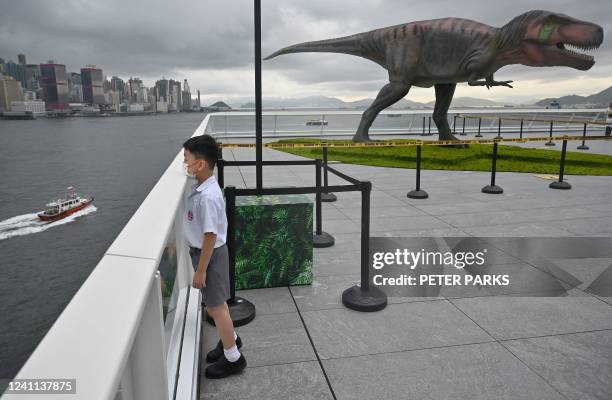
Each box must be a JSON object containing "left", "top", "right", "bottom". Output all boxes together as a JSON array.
[{"left": 38, "top": 187, "right": 94, "bottom": 222}]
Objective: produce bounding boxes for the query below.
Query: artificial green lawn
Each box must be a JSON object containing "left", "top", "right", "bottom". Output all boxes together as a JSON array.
[{"left": 272, "top": 138, "right": 612, "bottom": 176}]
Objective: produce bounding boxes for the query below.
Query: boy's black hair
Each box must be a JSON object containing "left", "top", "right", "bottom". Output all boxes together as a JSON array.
[{"left": 183, "top": 134, "right": 220, "bottom": 170}]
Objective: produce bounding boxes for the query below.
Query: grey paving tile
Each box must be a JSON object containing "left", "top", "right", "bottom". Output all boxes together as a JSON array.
[
  {"left": 368, "top": 215, "right": 454, "bottom": 233},
  {"left": 202, "top": 312, "right": 315, "bottom": 368},
  {"left": 200, "top": 361, "right": 333, "bottom": 400},
  {"left": 302, "top": 300, "right": 492, "bottom": 359},
  {"left": 235, "top": 286, "right": 296, "bottom": 315},
  {"left": 462, "top": 221, "right": 576, "bottom": 236},
  {"left": 323, "top": 342, "right": 562, "bottom": 400},
  {"left": 503, "top": 330, "right": 612, "bottom": 400},
  {"left": 450, "top": 291, "right": 612, "bottom": 340}
]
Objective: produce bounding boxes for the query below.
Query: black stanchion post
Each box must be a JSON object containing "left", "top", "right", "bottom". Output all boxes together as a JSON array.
[
  {"left": 207, "top": 185, "right": 256, "bottom": 327},
  {"left": 217, "top": 141, "right": 224, "bottom": 188},
  {"left": 475, "top": 117, "right": 483, "bottom": 138},
  {"left": 496, "top": 118, "right": 503, "bottom": 139},
  {"left": 321, "top": 146, "right": 337, "bottom": 202},
  {"left": 550, "top": 139, "right": 572, "bottom": 189},
  {"left": 545, "top": 120, "right": 555, "bottom": 146},
  {"left": 428, "top": 116, "right": 432, "bottom": 135},
  {"left": 519, "top": 119, "right": 524, "bottom": 139},
  {"left": 460, "top": 116, "right": 466, "bottom": 135},
  {"left": 313, "top": 158, "right": 334, "bottom": 248},
  {"left": 407, "top": 145, "right": 428, "bottom": 199},
  {"left": 577, "top": 123, "right": 589, "bottom": 150},
  {"left": 482, "top": 141, "right": 504, "bottom": 194},
  {"left": 421, "top": 115, "right": 427, "bottom": 136},
  {"left": 342, "top": 181, "right": 387, "bottom": 312}
]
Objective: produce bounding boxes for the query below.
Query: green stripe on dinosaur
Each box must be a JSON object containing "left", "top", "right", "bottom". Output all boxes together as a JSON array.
[{"left": 539, "top": 22, "right": 555, "bottom": 41}]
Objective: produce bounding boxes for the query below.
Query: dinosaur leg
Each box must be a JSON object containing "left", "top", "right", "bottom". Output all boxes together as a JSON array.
[
  {"left": 432, "top": 83, "right": 460, "bottom": 142},
  {"left": 353, "top": 81, "right": 411, "bottom": 142}
]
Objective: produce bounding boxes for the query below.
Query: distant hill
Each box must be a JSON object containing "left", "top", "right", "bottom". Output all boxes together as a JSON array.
[
  {"left": 218, "top": 86, "right": 612, "bottom": 110},
  {"left": 535, "top": 87, "right": 612, "bottom": 107},
  {"left": 209, "top": 101, "right": 231, "bottom": 109}
]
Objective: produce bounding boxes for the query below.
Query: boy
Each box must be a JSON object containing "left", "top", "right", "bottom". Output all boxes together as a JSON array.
[{"left": 182, "top": 134, "right": 246, "bottom": 379}]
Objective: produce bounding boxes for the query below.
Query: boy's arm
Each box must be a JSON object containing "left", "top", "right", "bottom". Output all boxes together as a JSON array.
[{"left": 196, "top": 232, "right": 217, "bottom": 274}]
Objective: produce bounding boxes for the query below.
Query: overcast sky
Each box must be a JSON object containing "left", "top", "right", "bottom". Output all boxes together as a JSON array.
[{"left": 0, "top": 0, "right": 610, "bottom": 105}]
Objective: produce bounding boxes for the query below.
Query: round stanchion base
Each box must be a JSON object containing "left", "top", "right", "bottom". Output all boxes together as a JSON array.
[
  {"left": 407, "top": 189, "right": 429, "bottom": 199},
  {"left": 459, "top": 133, "right": 467, "bottom": 136},
  {"left": 549, "top": 181, "right": 571, "bottom": 190},
  {"left": 321, "top": 192, "right": 337, "bottom": 202},
  {"left": 482, "top": 185, "right": 504, "bottom": 194},
  {"left": 313, "top": 231, "right": 335, "bottom": 248},
  {"left": 545, "top": 141, "right": 556, "bottom": 146},
  {"left": 475, "top": 133, "right": 483, "bottom": 138},
  {"left": 577, "top": 144, "right": 589, "bottom": 150},
  {"left": 342, "top": 285, "right": 387, "bottom": 312},
  {"left": 205, "top": 296, "right": 256, "bottom": 327}
]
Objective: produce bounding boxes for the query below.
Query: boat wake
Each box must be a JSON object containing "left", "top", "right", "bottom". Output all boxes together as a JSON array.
[{"left": 0, "top": 205, "right": 97, "bottom": 241}]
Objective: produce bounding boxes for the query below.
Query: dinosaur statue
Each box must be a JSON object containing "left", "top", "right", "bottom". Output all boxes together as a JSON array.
[{"left": 264, "top": 10, "right": 603, "bottom": 142}]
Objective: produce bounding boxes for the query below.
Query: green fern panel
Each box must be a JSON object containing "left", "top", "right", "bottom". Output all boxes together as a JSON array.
[{"left": 234, "top": 194, "right": 313, "bottom": 289}]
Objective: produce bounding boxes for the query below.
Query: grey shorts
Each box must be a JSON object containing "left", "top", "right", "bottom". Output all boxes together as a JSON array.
[{"left": 189, "top": 243, "right": 230, "bottom": 307}]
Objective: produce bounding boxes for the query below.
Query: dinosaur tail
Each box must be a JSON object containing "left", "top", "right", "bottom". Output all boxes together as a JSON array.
[{"left": 263, "top": 33, "right": 369, "bottom": 60}]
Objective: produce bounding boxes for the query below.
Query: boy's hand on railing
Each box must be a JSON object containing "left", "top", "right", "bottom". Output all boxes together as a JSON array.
[{"left": 193, "top": 270, "right": 207, "bottom": 289}]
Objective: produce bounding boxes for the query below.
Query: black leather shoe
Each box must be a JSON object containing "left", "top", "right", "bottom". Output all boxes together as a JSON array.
[
  {"left": 206, "top": 336, "right": 242, "bottom": 363},
  {"left": 204, "top": 354, "right": 246, "bottom": 379}
]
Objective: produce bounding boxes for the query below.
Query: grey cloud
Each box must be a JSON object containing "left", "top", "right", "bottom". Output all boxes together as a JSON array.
[{"left": 0, "top": 0, "right": 609, "bottom": 100}]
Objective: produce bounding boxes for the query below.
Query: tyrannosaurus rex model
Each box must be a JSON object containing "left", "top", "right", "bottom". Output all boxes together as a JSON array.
[{"left": 265, "top": 10, "right": 603, "bottom": 142}]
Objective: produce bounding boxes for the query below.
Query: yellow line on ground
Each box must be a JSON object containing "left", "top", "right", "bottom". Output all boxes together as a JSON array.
[{"left": 219, "top": 135, "right": 611, "bottom": 149}]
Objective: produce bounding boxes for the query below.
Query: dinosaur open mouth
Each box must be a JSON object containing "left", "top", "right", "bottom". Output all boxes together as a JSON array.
[{"left": 555, "top": 42, "right": 598, "bottom": 62}]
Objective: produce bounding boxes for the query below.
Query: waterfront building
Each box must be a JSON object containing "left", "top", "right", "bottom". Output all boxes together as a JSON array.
[
  {"left": 0, "top": 75, "right": 23, "bottom": 112},
  {"left": 81, "top": 66, "right": 105, "bottom": 105},
  {"left": 10, "top": 100, "right": 46, "bottom": 115},
  {"left": 40, "top": 62, "right": 70, "bottom": 111}
]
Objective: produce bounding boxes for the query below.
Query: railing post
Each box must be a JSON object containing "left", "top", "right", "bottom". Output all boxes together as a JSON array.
[
  {"left": 545, "top": 120, "right": 556, "bottom": 146},
  {"left": 313, "top": 159, "right": 334, "bottom": 247},
  {"left": 428, "top": 116, "right": 432, "bottom": 135},
  {"left": 496, "top": 118, "right": 503, "bottom": 139},
  {"left": 519, "top": 119, "right": 523, "bottom": 139},
  {"left": 577, "top": 123, "right": 589, "bottom": 150},
  {"left": 482, "top": 141, "right": 503, "bottom": 194},
  {"left": 217, "top": 143, "right": 224, "bottom": 188},
  {"left": 407, "top": 145, "right": 428, "bottom": 199},
  {"left": 460, "top": 116, "right": 466, "bottom": 136},
  {"left": 342, "top": 180, "right": 387, "bottom": 312},
  {"left": 321, "top": 146, "right": 337, "bottom": 202},
  {"left": 550, "top": 139, "right": 572, "bottom": 189},
  {"left": 421, "top": 115, "right": 427, "bottom": 136},
  {"left": 214, "top": 185, "right": 256, "bottom": 327},
  {"left": 475, "top": 117, "right": 483, "bottom": 138},
  {"left": 453, "top": 115, "right": 457, "bottom": 133}
]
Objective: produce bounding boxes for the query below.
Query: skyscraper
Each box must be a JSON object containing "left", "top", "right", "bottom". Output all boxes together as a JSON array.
[
  {"left": 18, "top": 54, "right": 26, "bottom": 65},
  {"left": 69, "top": 73, "right": 83, "bottom": 102},
  {"left": 81, "top": 66, "right": 105, "bottom": 105},
  {"left": 40, "top": 62, "right": 70, "bottom": 110},
  {"left": 182, "top": 79, "right": 192, "bottom": 111},
  {"left": 5, "top": 61, "right": 26, "bottom": 88},
  {"left": 0, "top": 76, "right": 23, "bottom": 112}
]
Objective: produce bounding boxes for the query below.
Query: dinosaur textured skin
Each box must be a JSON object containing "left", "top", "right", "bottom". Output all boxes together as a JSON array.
[{"left": 265, "top": 10, "right": 603, "bottom": 142}]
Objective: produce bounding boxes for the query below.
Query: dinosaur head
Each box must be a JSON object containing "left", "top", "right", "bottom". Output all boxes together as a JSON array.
[{"left": 513, "top": 10, "right": 603, "bottom": 70}]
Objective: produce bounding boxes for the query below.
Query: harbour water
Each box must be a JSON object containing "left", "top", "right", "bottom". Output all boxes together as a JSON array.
[{"left": 0, "top": 113, "right": 206, "bottom": 383}]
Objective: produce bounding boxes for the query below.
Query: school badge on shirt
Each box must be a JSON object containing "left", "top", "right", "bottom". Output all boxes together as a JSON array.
[{"left": 187, "top": 210, "right": 193, "bottom": 221}]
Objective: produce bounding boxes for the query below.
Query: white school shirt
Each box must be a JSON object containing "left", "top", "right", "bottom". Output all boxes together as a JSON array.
[{"left": 183, "top": 174, "right": 227, "bottom": 249}]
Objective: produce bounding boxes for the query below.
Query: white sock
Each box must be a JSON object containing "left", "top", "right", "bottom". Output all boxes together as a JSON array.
[{"left": 224, "top": 344, "right": 241, "bottom": 362}]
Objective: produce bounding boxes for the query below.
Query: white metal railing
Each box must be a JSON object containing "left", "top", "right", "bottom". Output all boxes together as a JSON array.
[
  {"left": 2, "top": 115, "right": 212, "bottom": 400},
  {"left": 204, "top": 108, "right": 607, "bottom": 139}
]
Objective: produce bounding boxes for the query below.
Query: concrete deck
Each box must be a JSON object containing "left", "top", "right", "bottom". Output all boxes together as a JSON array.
[{"left": 199, "top": 146, "right": 612, "bottom": 400}]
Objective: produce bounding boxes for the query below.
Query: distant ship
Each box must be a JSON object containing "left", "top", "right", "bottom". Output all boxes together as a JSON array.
[
  {"left": 38, "top": 187, "right": 94, "bottom": 222},
  {"left": 306, "top": 119, "right": 328, "bottom": 126}
]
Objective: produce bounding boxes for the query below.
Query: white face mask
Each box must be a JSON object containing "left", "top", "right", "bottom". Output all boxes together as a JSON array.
[{"left": 183, "top": 162, "right": 196, "bottom": 179}]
